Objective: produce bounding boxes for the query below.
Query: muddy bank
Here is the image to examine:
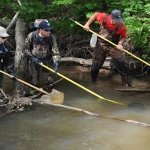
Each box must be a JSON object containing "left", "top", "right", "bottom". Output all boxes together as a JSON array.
[{"left": 60, "top": 64, "right": 150, "bottom": 89}]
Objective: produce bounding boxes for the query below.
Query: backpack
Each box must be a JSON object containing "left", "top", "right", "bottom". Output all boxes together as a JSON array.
[{"left": 30, "top": 30, "right": 53, "bottom": 51}]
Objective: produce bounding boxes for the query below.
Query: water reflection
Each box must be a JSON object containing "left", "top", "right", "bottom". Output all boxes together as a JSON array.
[{"left": 0, "top": 67, "right": 150, "bottom": 150}]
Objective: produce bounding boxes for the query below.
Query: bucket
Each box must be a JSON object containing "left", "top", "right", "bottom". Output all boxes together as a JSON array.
[{"left": 90, "top": 34, "right": 97, "bottom": 47}]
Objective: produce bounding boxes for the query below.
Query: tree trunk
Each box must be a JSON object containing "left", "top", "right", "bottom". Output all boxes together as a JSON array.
[{"left": 14, "top": 19, "right": 26, "bottom": 94}]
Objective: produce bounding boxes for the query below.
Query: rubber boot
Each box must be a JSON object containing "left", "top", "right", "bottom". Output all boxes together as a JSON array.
[
  {"left": 91, "top": 63, "right": 100, "bottom": 82},
  {"left": 121, "top": 76, "right": 131, "bottom": 87},
  {"left": 91, "top": 73, "right": 98, "bottom": 82}
]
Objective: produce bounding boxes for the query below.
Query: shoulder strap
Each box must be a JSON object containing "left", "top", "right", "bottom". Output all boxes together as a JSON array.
[
  {"left": 114, "top": 24, "right": 123, "bottom": 33},
  {"left": 29, "top": 31, "right": 36, "bottom": 51},
  {"left": 102, "top": 14, "right": 109, "bottom": 27},
  {"left": 102, "top": 13, "right": 123, "bottom": 34},
  {"left": 3, "top": 42, "right": 9, "bottom": 52},
  {"left": 31, "top": 30, "right": 38, "bottom": 45}
]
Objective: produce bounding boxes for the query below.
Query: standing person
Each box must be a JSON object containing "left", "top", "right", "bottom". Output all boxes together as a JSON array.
[
  {"left": 24, "top": 20, "right": 61, "bottom": 88},
  {"left": 84, "top": 9, "right": 130, "bottom": 87},
  {"left": 0, "top": 26, "right": 17, "bottom": 90}
]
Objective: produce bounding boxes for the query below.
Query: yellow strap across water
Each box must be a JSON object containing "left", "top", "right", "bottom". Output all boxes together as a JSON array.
[{"left": 41, "top": 64, "right": 126, "bottom": 106}]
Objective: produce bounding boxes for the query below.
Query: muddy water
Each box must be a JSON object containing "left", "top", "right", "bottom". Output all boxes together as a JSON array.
[{"left": 0, "top": 67, "right": 150, "bottom": 150}]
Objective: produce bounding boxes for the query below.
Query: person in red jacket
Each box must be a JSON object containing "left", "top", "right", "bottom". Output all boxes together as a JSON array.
[{"left": 84, "top": 9, "right": 130, "bottom": 87}]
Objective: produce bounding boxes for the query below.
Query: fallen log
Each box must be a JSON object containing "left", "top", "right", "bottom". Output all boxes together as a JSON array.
[
  {"left": 115, "top": 88, "right": 150, "bottom": 92},
  {"left": 33, "top": 97, "right": 150, "bottom": 127},
  {"left": 1, "top": 88, "right": 149, "bottom": 127},
  {"left": 61, "top": 56, "right": 111, "bottom": 69},
  {"left": 0, "top": 88, "right": 64, "bottom": 117}
]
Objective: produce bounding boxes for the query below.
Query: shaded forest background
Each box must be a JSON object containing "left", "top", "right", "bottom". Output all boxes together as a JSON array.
[{"left": 0, "top": 0, "right": 150, "bottom": 77}]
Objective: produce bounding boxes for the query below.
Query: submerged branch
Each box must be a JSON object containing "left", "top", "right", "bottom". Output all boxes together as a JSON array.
[{"left": 34, "top": 99, "right": 150, "bottom": 127}]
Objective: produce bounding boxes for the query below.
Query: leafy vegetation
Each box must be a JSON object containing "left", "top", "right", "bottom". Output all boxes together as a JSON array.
[{"left": 0, "top": 0, "right": 150, "bottom": 58}]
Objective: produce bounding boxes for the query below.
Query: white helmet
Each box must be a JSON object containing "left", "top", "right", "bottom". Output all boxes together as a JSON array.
[
  {"left": 29, "top": 19, "right": 48, "bottom": 29},
  {"left": 34, "top": 19, "right": 48, "bottom": 28}
]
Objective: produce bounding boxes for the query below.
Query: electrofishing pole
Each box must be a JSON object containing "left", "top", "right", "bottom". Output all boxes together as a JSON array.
[
  {"left": 0, "top": 70, "right": 51, "bottom": 96},
  {"left": 39, "top": 62, "right": 126, "bottom": 106},
  {"left": 69, "top": 18, "right": 150, "bottom": 67}
]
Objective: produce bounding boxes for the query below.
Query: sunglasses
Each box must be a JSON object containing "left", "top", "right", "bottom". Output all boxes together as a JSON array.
[{"left": 0, "top": 36, "right": 6, "bottom": 39}]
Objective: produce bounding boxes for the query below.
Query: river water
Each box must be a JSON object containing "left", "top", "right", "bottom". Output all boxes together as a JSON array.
[{"left": 0, "top": 66, "right": 150, "bottom": 150}]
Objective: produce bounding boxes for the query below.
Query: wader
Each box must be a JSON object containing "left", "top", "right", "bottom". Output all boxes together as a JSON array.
[
  {"left": 29, "top": 31, "right": 53, "bottom": 86},
  {"left": 0, "top": 43, "right": 16, "bottom": 88},
  {"left": 91, "top": 15, "right": 130, "bottom": 86},
  {"left": 29, "top": 58, "right": 53, "bottom": 86}
]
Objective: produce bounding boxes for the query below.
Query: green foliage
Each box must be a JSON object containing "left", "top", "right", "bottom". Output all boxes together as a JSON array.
[
  {"left": 0, "top": 0, "right": 150, "bottom": 56},
  {"left": 52, "top": 0, "right": 102, "bottom": 33},
  {"left": 107, "top": 0, "right": 150, "bottom": 58},
  {"left": 121, "top": 0, "right": 150, "bottom": 58},
  {"left": 0, "top": 0, "right": 11, "bottom": 17},
  {"left": 13, "top": 0, "right": 49, "bottom": 22},
  {"left": 127, "top": 22, "right": 149, "bottom": 48},
  {"left": 52, "top": 0, "right": 74, "bottom": 5},
  {"left": 0, "top": 0, "right": 9, "bottom": 10}
]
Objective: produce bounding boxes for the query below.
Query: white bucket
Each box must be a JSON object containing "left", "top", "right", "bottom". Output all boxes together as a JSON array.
[{"left": 90, "top": 34, "right": 97, "bottom": 48}]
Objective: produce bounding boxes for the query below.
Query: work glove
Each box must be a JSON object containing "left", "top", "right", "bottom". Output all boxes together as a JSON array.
[
  {"left": 10, "top": 73, "right": 17, "bottom": 81},
  {"left": 27, "top": 53, "right": 41, "bottom": 65},
  {"left": 54, "top": 61, "right": 60, "bottom": 72},
  {"left": 53, "top": 55, "right": 61, "bottom": 62},
  {"left": 53, "top": 55, "right": 61, "bottom": 73}
]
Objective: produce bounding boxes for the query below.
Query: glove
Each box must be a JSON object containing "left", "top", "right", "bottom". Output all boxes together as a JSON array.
[
  {"left": 53, "top": 55, "right": 61, "bottom": 62},
  {"left": 31, "top": 57, "right": 41, "bottom": 65},
  {"left": 54, "top": 61, "right": 60, "bottom": 72},
  {"left": 27, "top": 53, "right": 41, "bottom": 65},
  {"left": 11, "top": 76, "right": 17, "bottom": 81},
  {"left": 53, "top": 55, "right": 61, "bottom": 73},
  {"left": 10, "top": 73, "right": 17, "bottom": 81}
]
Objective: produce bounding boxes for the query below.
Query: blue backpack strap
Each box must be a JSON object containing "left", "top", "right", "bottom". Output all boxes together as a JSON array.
[
  {"left": 103, "top": 14, "right": 109, "bottom": 26},
  {"left": 30, "top": 31, "right": 37, "bottom": 51},
  {"left": 3, "top": 43, "right": 8, "bottom": 52},
  {"left": 31, "top": 30, "right": 37, "bottom": 46}
]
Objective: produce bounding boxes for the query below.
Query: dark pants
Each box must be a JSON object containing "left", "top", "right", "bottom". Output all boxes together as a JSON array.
[
  {"left": 29, "top": 58, "right": 53, "bottom": 86},
  {"left": 91, "top": 38, "right": 128, "bottom": 81},
  {"left": 0, "top": 62, "right": 4, "bottom": 88}
]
